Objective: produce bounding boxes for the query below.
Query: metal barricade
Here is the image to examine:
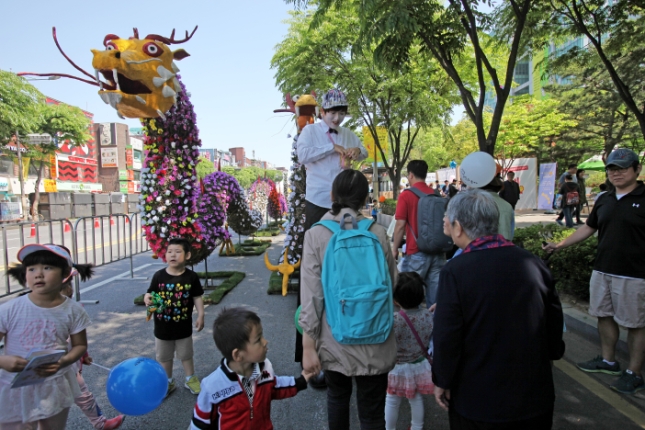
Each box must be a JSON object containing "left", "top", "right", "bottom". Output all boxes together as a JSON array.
[{"left": 0, "top": 213, "right": 150, "bottom": 299}]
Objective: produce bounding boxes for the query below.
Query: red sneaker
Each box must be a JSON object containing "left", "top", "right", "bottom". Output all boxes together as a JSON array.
[{"left": 103, "top": 415, "right": 125, "bottom": 430}]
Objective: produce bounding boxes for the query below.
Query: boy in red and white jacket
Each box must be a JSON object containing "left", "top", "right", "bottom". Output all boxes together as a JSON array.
[{"left": 191, "top": 308, "right": 312, "bottom": 430}]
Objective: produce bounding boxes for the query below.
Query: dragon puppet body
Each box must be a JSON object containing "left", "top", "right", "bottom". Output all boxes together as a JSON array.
[{"left": 20, "top": 27, "right": 256, "bottom": 262}]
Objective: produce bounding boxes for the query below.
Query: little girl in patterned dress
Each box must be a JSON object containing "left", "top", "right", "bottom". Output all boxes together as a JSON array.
[{"left": 385, "top": 272, "right": 434, "bottom": 430}]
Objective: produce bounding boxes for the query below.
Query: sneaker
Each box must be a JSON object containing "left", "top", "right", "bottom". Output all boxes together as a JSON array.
[
  {"left": 103, "top": 415, "right": 125, "bottom": 430},
  {"left": 555, "top": 219, "right": 564, "bottom": 226},
  {"left": 576, "top": 355, "right": 622, "bottom": 375},
  {"left": 610, "top": 370, "right": 645, "bottom": 395},
  {"left": 165, "top": 379, "right": 176, "bottom": 398},
  {"left": 185, "top": 375, "right": 201, "bottom": 394}
]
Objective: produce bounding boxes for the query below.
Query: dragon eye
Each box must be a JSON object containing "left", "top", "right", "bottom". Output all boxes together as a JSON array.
[
  {"left": 106, "top": 42, "right": 118, "bottom": 51},
  {"left": 143, "top": 42, "right": 163, "bottom": 57}
]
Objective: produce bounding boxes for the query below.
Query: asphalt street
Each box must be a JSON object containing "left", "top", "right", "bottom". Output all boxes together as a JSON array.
[{"left": 1, "top": 215, "right": 644, "bottom": 429}]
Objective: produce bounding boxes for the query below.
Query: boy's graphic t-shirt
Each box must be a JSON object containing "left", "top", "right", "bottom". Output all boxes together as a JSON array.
[{"left": 147, "top": 268, "right": 204, "bottom": 341}]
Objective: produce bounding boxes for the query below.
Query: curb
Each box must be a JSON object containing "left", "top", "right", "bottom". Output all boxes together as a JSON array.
[{"left": 562, "top": 301, "right": 629, "bottom": 356}]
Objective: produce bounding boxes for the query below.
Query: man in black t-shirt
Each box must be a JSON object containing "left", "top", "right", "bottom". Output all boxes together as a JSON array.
[
  {"left": 144, "top": 238, "right": 205, "bottom": 397},
  {"left": 545, "top": 149, "right": 645, "bottom": 395},
  {"left": 499, "top": 171, "right": 521, "bottom": 209}
]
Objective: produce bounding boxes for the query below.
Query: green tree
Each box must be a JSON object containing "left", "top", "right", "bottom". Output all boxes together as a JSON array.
[
  {"left": 545, "top": 1, "right": 645, "bottom": 143},
  {"left": 196, "top": 156, "right": 215, "bottom": 179},
  {"left": 273, "top": 6, "right": 455, "bottom": 198},
  {"left": 0, "top": 70, "right": 45, "bottom": 141},
  {"left": 494, "top": 96, "right": 577, "bottom": 171},
  {"left": 287, "top": 0, "right": 542, "bottom": 155},
  {"left": 544, "top": 44, "right": 645, "bottom": 162},
  {"left": 30, "top": 102, "right": 91, "bottom": 217}
]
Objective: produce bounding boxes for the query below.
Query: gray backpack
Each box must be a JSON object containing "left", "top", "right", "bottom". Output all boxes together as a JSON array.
[{"left": 405, "top": 188, "right": 453, "bottom": 254}]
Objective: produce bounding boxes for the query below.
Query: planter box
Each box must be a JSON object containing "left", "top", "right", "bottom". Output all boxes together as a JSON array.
[
  {"left": 39, "top": 203, "right": 72, "bottom": 220},
  {"left": 93, "top": 204, "right": 110, "bottom": 216},
  {"left": 71, "top": 193, "right": 92, "bottom": 204},
  {"left": 110, "top": 202, "right": 124, "bottom": 214},
  {"left": 128, "top": 202, "right": 138, "bottom": 213},
  {"left": 72, "top": 204, "right": 93, "bottom": 218},
  {"left": 127, "top": 194, "right": 139, "bottom": 202},
  {"left": 110, "top": 192, "right": 123, "bottom": 203},
  {"left": 92, "top": 193, "right": 110, "bottom": 204},
  {"left": 377, "top": 213, "right": 393, "bottom": 229},
  {"left": 39, "top": 192, "right": 71, "bottom": 205}
]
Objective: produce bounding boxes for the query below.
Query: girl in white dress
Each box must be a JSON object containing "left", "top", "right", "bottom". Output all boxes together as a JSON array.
[
  {"left": 0, "top": 244, "right": 93, "bottom": 430},
  {"left": 385, "top": 271, "right": 434, "bottom": 430}
]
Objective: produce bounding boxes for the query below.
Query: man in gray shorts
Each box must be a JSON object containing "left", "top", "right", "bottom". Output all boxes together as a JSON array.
[{"left": 544, "top": 148, "right": 645, "bottom": 395}]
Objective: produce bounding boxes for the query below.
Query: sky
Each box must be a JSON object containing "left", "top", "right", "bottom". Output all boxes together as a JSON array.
[{"left": 1, "top": 0, "right": 299, "bottom": 169}]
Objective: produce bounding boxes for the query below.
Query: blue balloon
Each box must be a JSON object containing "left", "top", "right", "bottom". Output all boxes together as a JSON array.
[{"left": 106, "top": 357, "right": 168, "bottom": 416}]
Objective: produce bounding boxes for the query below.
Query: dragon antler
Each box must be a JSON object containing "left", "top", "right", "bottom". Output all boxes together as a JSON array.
[{"left": 145, "top": 26, "right": 198, "bottom": 45}]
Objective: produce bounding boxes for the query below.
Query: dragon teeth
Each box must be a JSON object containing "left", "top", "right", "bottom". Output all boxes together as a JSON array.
[
  {"left": 112, "top": 69, "right": 120, "bottom": 91},
  {"left": 162, "top": 86, "right": 176, "bottom": 98},
  {"left": 135, "top": 96, "right": 147, "bottom": 105}
]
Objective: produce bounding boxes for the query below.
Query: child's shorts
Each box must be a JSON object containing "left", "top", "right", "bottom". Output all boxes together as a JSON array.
[{"left": 155, "top": 336, "right": 194, "bottom": 362}]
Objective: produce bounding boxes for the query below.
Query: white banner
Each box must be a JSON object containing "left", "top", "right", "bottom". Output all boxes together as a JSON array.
[
  {"left": 437, "top": 168, "right": 457, "bottom": 182},
  {"left": 505, "top": 158, "right": 537, "bottom": 210},
  {"left": 56, "top": 181, "right": 103, "bottom": 192},
  {"left": 425, "top": 172, "right": 437, "bottom": 184}
]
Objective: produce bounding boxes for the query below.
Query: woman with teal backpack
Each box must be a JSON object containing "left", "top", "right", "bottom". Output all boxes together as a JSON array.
[{"left": 299, "top": 169, "right": 398, "bottom": 430}]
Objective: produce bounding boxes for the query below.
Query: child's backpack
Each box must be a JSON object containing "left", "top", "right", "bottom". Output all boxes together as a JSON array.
[
  {"left": 565, "top": 184, "right": 580, "bottom": 206},
  {"left": 405, "top": 188, "right": 453, "bottom": 254},
  {"left": 314, "top": 213, "right": 393, "bottom": 345}
]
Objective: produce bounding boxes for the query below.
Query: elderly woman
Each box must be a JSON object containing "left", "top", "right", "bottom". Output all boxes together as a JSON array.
[{"left": 433, "top": 190, "right": 565, "bottom": 430}]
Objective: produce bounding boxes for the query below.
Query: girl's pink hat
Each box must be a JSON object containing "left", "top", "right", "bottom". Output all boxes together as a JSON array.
[{"left": 17, "top": 244, "right": 74, "bottom": 267}]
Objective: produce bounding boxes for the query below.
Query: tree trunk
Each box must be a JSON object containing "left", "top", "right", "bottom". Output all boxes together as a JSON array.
[
  {"left": 391, "top": 170, "right": 402, "bottom": 200},
  {"left": 31, "top": 161, "right": 44, "bottom": 220}
]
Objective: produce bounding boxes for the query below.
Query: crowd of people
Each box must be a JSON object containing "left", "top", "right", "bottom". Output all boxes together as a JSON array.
[{"left": 0, "top": 87, "right": 642, "bottom": 430}]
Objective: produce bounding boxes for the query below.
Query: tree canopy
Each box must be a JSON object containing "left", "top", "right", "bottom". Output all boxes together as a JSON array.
[
  {"left": 0, "top": 70, "right": 45, "bottom": 141},
  {"left": 272, "top": 5, "right": 455, "bottom": 198},
  {"left": 285, "top": 0, "right": 544, "bottom": 156},
  {"left": 196, "top": 156, "right": 215, "bottom": 180},
  {"left": 544, "top": 1, "right": 645, "bottom": 144}
]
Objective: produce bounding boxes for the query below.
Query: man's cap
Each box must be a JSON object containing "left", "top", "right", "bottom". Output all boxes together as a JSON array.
[
  {"left": 606, "top": 148, "right": 639, "bottom": 168},
  {"left": 17, "top": 244, "right": 73, "bottom": 267},
  {"left": 321, "top": 89, "right": 348, "bottom": 110}
]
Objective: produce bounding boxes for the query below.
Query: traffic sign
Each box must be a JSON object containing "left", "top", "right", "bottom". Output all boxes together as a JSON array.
[{"left": 26, "top": 134, "right": 52, "bottom": 145}]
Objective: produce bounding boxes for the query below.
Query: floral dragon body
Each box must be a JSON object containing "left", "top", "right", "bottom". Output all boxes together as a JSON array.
[{"left": 20, "top": 27, "right": 259, "bottom": 261}]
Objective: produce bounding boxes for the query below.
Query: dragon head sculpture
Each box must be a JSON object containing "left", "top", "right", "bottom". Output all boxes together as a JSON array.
[
  {"left": 92, "top": 28, "right": 195, "bottom": 119},
  {"left": 19, "top": 27, "right": 197, "bottom": 120}
]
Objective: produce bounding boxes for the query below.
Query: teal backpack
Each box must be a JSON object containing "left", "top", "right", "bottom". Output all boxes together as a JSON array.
[{"left": 314, "top": 213, "right": 393, "bottom": 345}]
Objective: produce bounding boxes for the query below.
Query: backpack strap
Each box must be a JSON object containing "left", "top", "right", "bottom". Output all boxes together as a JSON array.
[
  {"left": 405, "top": 187, "right": 429, "bottom": 199},
  {"left": 357, "top": 218, "right": 375, "bottom": 231},
  {"left": 314, "top": 213, "right": 359, "bottom": 233},
  {"left": 340, "top": 213, "right": 358, "bottom": 231},
  {"left": 313, "top": 219, "right": 341, "bottom": 233},
  {"left": 398, "top": 310, "right": 429, "bottom": 359}
]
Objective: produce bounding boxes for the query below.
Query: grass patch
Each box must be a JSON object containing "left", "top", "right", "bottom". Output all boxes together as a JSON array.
[
  {"left": 253, "top": 227, "right": 281, "bottom": 237},
  {"left": 134, "top": 271, "right": 246, "bottom": 305},
  {"left": 219, "top": 239, "right": 271, "bottom": 256},
  {"left": 267, "top": 270, "right": 300, "bottom": 295}
]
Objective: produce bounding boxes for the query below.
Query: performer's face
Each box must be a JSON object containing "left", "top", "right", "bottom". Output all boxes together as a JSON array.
[{"left": 321, "top": 108, "right": 347, "bottom": 130}]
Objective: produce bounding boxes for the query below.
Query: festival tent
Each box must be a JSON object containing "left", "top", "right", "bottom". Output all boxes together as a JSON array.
[{"left": 577, "top": 155, "right": 605, "bottom": 171}]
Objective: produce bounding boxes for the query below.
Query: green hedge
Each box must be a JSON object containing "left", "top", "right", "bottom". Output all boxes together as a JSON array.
[
  {"left": 381, "top": 198, "right": 397, "bottom": 216},
  {"left": 514, "top": 223, "right": 597, "bottom": 300}
]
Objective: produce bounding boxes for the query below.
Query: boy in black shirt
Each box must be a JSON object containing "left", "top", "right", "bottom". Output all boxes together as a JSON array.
[{"left": 144, "top": 237, "right": 205, "bottom": 396}]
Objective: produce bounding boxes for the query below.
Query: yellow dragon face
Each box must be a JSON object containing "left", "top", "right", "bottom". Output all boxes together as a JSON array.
[{"left": 91, "top": 29, "right": 193, "bottom": 119}]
